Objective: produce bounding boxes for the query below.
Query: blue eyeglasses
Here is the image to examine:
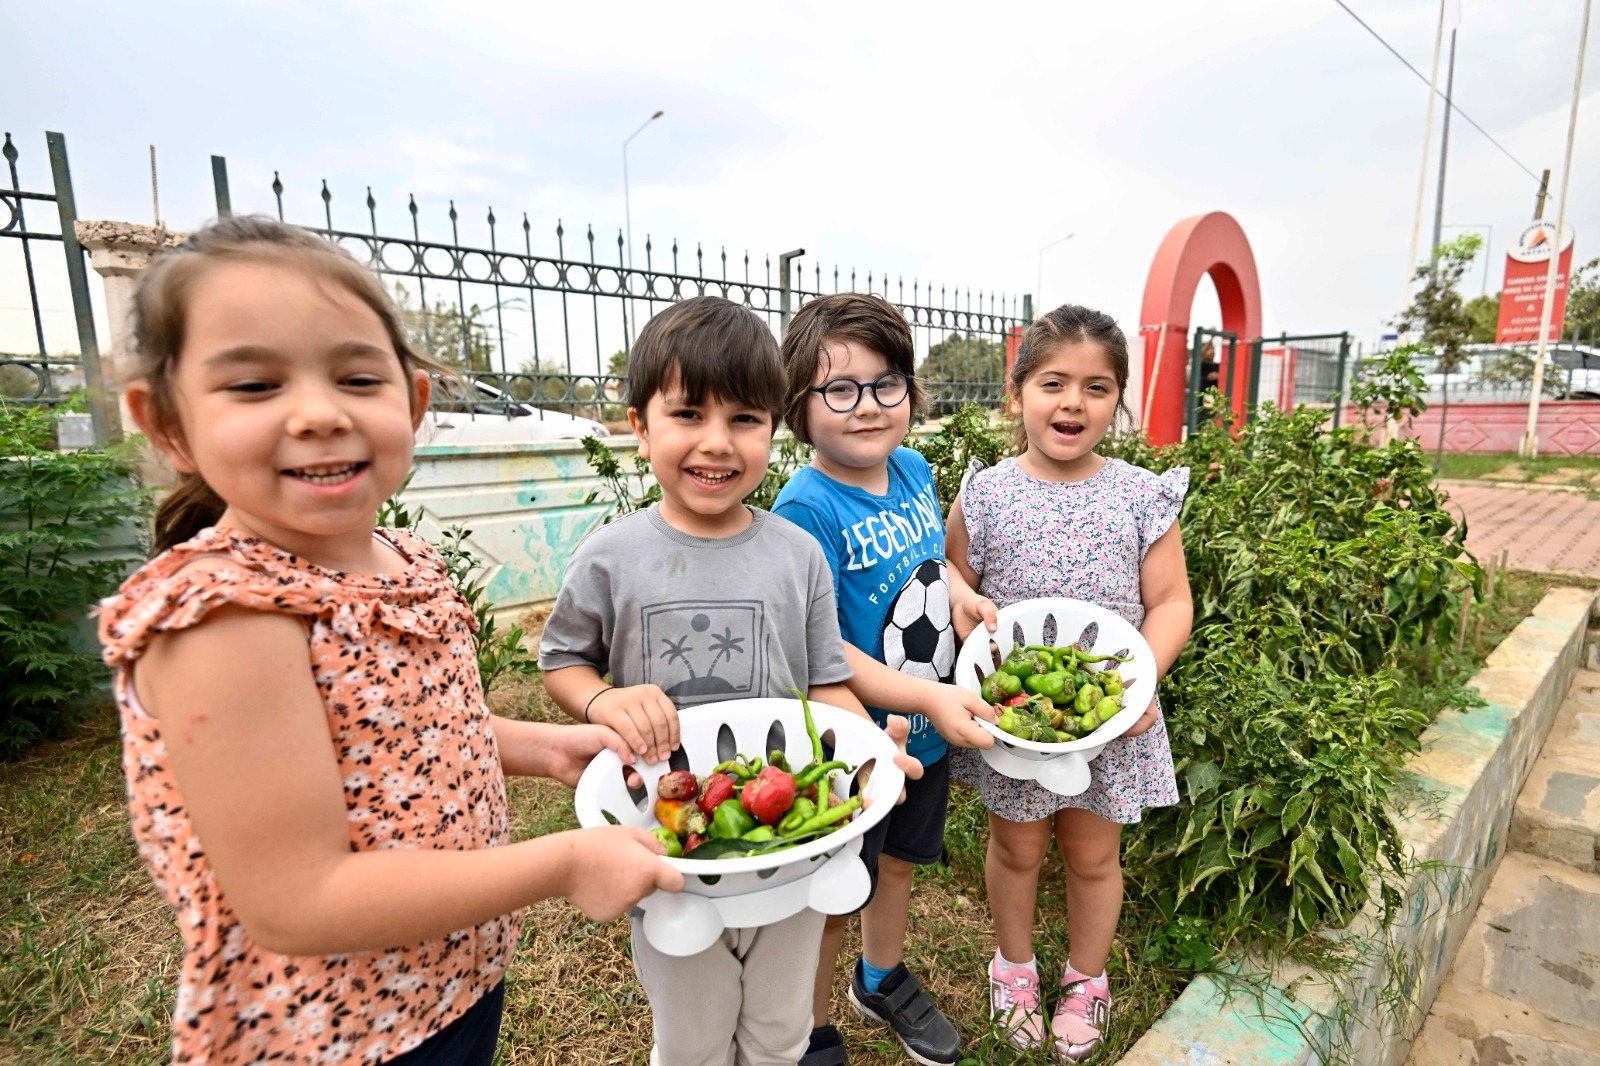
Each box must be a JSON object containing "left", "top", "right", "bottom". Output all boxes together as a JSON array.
[{"left": 808, "top": 373, "right": 910, "bottom": 414}]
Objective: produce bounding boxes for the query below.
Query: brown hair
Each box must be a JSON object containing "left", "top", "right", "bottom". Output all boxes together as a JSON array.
[
  {"left": 779, "top": 293, "right": 924, "bottom": 446},
  {"left": 626, "top": 296, "right": 786, "bottom": 421},
  {"left": 130, "top": 216, "right": 448, "bottom": 555},
  {"left": 1009, "top": 303, "right": 1133, "bottom": 452}
]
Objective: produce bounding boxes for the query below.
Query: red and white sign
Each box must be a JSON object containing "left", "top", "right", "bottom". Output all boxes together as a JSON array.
[{"left": 1496, "top": 221, "right": 1576, "bottom": 343}]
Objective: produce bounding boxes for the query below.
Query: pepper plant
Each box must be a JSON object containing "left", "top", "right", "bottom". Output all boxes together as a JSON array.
[{"left": 0, "top": 400, "right": 148, "bottom": 756}]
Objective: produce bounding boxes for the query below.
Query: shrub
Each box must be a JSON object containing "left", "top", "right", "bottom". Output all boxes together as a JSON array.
[{"left": 0, "top": 401, "right": 148, "bottom": 756}]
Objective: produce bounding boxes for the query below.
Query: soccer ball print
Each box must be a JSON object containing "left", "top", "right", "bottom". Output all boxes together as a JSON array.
[{"left": 882, "top": 559, "right": 956, "bottom": 683}]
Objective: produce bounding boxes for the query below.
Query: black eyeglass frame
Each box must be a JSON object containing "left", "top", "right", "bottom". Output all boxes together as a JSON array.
[{"left": 806, "top": 372, "right": 912, "bottom": 414}]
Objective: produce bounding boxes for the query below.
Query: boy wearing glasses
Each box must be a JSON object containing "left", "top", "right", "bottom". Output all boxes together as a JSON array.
[{"left": 775, "top": 294, "right": 999, "bottom": 1066}]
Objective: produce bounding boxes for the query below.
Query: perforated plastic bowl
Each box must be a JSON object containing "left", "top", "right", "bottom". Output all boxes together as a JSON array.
[
  {"left": 953, "top": 597, "right": 1155, "bottom": 795},
  {"left": 573, "top": 697, "right": 904, "bottom": 955}
]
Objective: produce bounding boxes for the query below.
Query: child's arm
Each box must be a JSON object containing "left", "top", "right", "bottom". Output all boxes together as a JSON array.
[
  {"left": 837, "top": 644, "right": 996, "bottom": 749},
  {"left": 138, "top": 607, "right": 683, "bottom": 958},
  {"left": 944, "top": 494, "right": 988, "bottom": 640},
  {"left": 492, "top": 716, "right": 640, "bottom": 787},
  {"left": 543, "top": 664, "right": 680, "bottom": 765},
  {"left": 1128, "top": 520, "right": 1194, "bottom": 736}
]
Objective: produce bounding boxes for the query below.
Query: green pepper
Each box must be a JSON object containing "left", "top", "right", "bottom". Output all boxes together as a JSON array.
[
  {"left": 794, "top": 760, "right": 848, "bottom": 789},
  {"left": 1099, "top": 670, "right": 1124, "bottom": 697},
  {"left": 1095, "top": 696, "right": 1122, "bottom": 724},
  {"left": 1079, "top": 713, "right": 1098, "bottom": 734},
  {"left": 999, "top": 648, "right": 1036, "bottom": 679},
  {"left": 741, "top": 825, "right": 776, "bottom": 843},
  {"left": 1074, "top": 684, "right": 1104, "bottom": 715},
  {"left": 778, "top": 796, "right": 818, "bottom": 835},
  {"left": 783, "top": 794, "right": 862, "bottom": 836},
  {"left": 710, "top": 801, "right": 758, "bottom": 840},
  {"left": 768, "top": 750, "right": 791, "bottom": 773},
  {"left": 997, "top": 712, "right": 1022, "bottom": 736},
  {"left": 1025, "top": 650, "right": 1054, "bottom": 677},
  {"left": 650, "top": 827, "right": 684, "bottom": 857},
  {"left": 1074, "top": 670, "right": 1093, "bottom": 689},
  {"left": 1023, "top": 670, "right": 1069, "bottom": 700},
  {"left": 1077, "top": 651, "right": 1133, "bottom": 665},
  {"left": 983, "top": 671, "right": 1022, "bottom": 703}
]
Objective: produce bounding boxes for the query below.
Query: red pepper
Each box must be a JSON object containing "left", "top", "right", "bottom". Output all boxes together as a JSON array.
[
  {"left": 696, "top": 772, "right": 736, "bottom": 816},
  {"left": 1003, "top": 693, "right": 1031, "bottom": 707},
  {"left": 740, "top": 766, "right": 798, "bottom": 826},
  {"left": 657, "top": 770, "right": 699, "bottom": 802},
  {"left": 684, "top": 832, "right": 709, "bottom": 853},
  {"left": 654, "top": 798, "right": 708, "bottom": 839}
]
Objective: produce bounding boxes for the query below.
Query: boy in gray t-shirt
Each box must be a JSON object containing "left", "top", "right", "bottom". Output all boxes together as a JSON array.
[{"left": 540, "top": 297, "right": 918, "bottom": 1066}]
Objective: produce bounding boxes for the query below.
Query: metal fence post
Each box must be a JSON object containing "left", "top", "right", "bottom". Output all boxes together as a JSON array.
[
  {"left": 1185, "top": 330, "right": 1205, "bottom": 435},
  {"left": 45, "top": 131, "right": 115, "bottom": 444},
  {"left": 211, "top": 155, "right": 232, "bottom": 218},
  {"left": 1023, "top": 294, "right": 1034, "bottom": 323},
  {"left": 778, "top": 248, "right": 804, "bottom": 339},
  {"left": 1332, "top": 332, "right": 1350, "bottom": 429}
]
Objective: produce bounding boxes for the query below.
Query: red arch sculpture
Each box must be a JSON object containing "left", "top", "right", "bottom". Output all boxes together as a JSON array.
[{"left": 1137, "top": 212, "right": 1262, "bottom": 446}]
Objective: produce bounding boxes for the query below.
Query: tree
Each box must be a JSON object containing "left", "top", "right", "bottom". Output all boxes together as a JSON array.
[
  {"left": 392, "top": 282, "right": 497, "bottom": 373},
  {"left": 917, "top": 333, "right": 1007, "bottom": 414},
  {"left": 1565, "top": 256, "right": 1600, "bottom": 343},
  {"left": 1393, "top": 233, "right": 1483, "bottom": 460},
  {"left": 1464, "top": 293, "right": 1499, "bottom": 344}
]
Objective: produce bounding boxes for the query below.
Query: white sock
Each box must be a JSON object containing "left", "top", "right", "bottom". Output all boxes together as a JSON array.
[
  {"left": 996, "top": 949, "right": 1037, "bottom": 971},
  {"left": 1066, "top": 963, "right": 1108, "bottom": 989}
]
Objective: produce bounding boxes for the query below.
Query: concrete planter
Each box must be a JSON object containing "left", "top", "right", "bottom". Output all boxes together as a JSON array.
[{"left": 1121, "top": 587, "right": 1600, "bottom": 1066}]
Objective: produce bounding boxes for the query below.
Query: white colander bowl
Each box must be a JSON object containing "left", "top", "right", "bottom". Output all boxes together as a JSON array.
[
  {"left": 573, "top": 696, "right": 905, "bottom": 956},
  {"left": 953, "top": 597, "right": 1155, "bottom": 796}
]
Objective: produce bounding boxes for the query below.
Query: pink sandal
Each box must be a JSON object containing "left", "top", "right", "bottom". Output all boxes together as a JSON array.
[{"left": 1051, "top": 970, "right": 1111, "bottom": 1062}]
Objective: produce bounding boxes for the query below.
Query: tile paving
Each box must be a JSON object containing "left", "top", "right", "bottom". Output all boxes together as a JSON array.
[{"left": 1441, "top": 480, "right": 1600, "bottom": 579}]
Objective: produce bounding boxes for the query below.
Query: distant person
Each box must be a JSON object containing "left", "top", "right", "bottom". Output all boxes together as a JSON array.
[
  {"left": 949, "top": 304, "right": 1193, "bottom": 1061},
  {"left": 99, "top": 216, "right": 678, "bottom": 1066},
  {"left": 1198, "top": 340, "right": 1220, "bottom": 395},
  {"left": 539, "top": 295, "right": 924, "bottom": 1066}
]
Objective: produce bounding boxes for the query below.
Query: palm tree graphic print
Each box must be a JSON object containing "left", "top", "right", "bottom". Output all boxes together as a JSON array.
[{"left": 644, "top": 602, "right": 763, "bottom": 700}]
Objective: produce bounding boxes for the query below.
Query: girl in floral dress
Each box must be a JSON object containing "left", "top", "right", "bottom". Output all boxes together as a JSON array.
[
  {"left": 947, "top": 304, "right": 1193, "bottom": 1061},
  {"left": 98, "top": 217, "right": 681, "bottom": 1065}
]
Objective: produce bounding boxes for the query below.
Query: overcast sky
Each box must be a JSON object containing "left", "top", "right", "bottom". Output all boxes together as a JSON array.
[{"left": 5, "top": 0, "right": 1596, "bottom": 372}]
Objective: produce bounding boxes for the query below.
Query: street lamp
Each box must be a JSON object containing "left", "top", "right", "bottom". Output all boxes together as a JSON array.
[
  {"left": 1036, "top": 233, "right": 1076, "bottom": 314},
  {"left": 623, "top": 109, "right": 665, "bottom": 275}
]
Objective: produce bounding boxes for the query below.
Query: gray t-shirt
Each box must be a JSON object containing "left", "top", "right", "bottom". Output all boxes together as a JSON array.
[{"left": 539, "top": 505, "right": 853, "bottom": 705}]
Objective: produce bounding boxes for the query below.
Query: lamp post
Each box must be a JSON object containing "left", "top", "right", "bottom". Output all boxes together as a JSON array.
[
  {"left": 623, "top": 110, "right": 664, "bottom": 275},
  {"left": 1035, "top": 233, "right": 1076, "bottom": 314}
]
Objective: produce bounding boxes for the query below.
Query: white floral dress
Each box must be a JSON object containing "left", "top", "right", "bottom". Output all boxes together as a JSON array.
[{"left": 950, "top": 457, "right": 1188, "bottom": 824}]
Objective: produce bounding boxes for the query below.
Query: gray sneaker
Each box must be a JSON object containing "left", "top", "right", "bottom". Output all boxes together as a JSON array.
[{"left": 847, "top": 960, "right": 963, "bottom": 1066}]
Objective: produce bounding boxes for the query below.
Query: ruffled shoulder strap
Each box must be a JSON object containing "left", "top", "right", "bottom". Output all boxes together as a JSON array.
[
  {"left": 97, "top": 527, "right": 469, "bottom": 668},
  {"left": 1126, "top": 463, "right": 1190, "bottom": 560}
]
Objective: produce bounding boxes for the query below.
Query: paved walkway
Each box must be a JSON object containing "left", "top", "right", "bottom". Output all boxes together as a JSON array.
[
  {"left": 1441, "top": 481, "right": 1600, "bottom": 579},
  {"left": 1409, "top": 670, "right": 1600, "bottom": 1066}
]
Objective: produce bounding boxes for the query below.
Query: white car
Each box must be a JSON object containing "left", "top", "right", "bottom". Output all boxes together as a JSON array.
[
  {"left": 418, "top": 376, "right": 609, "bottom": 445},
  {"left": 1416, "top": 343, "right": 1600, "bottom": 403}
]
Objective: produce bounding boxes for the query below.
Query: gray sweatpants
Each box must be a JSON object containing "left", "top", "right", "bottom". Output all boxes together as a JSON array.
[{"left": 632, "top": 907, "right": 826, "bottom": 1066}]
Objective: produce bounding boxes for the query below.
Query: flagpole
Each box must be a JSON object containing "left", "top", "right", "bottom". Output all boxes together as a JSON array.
[
  {"left": 1400, "top": 0, "right": 1449, "bottom": 329},
  {"left": 1522, "top": 0, "right": 1591, "bottom": 458}
]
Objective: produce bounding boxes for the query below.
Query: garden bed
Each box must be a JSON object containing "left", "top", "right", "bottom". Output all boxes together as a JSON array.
[{"left": 1119, "top": 585, "right": 1598, "bottom": 1066}]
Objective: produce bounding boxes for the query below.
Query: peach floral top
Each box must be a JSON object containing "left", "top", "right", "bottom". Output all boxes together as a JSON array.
[{"left": 98, "top": 527, "right": 520, "bottom": 1065}]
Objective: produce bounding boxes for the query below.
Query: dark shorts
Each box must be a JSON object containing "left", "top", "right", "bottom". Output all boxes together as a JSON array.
[
  {"left": 386, "top": 980, "right": 504, "bottom": 1066},
  {"left": 853, "top": 753, "right": 951, "bottom": 911}
]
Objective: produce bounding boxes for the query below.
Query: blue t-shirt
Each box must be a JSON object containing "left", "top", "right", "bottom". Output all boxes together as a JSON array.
[{"left": 773, "top": 447, "right": 955, "bottom": 763}]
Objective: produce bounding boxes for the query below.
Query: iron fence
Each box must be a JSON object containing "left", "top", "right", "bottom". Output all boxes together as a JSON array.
[
  {"left": 211, "top": 157, "right": 1025, "bottom": 424},
  {"left": 1, "top": 131, "right": 110, "bottom": 440}
]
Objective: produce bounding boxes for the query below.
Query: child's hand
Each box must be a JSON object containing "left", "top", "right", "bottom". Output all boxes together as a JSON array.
[
  {"left": 922, "top": 683, "right": 999, "bottom": 750},
  {"left": 951, "top": 588, "right": 998, "bottom": 643},
  {"left": 561, "top": 825, "right": 685, "bottom": 922},
  {"left": 1123, "top": 695, "right": 1161, "bottom": 737},
  {"left": 537, "top": 724, "right": 639, "bottom": 789},
  {"left": 587, "top": 684, "right": 680, "bottom": 764},
  {"left": 863, "top": 714, "right": 923, "bottom": 807}
]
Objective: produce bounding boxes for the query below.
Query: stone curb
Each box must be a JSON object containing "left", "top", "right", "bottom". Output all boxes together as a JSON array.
[{"left": 1118, "top": 586, "right": 1599, "bottom": 1066}]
